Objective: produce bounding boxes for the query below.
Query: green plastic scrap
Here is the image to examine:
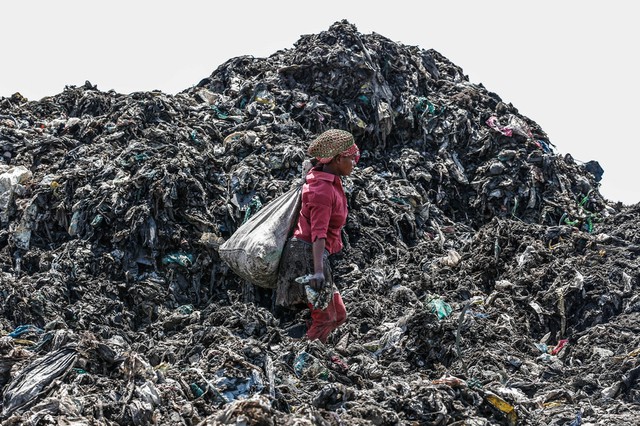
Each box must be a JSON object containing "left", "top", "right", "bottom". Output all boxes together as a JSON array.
[
  {"left": 178, "top": 304, "right": 194, "bottom": 315},
  {"left": 190, "top": 130, "right": 201, "bottom": 144},
  {"left": 579, "top": 190, "right": 593, "bottom": 207},
  {"left": 90, "top": 214, "right": 103, "bottom": 227},
  {"left": 162, "top": 252, "right": 194, "bottom": 267},
  {"left": 510, "top": 198, "right": 519, "bottom": 218},
  {"left": 559, "top": 213, "right": 578, "bottom": 227},
  {"left": 560, "top": 211, "right": 596, "bottom": 233},
  {"left": 190, "top": 383, "right": 205, "bottom": 398},
  {"left": 415, "top": 97, "right": 446, "bottom": 116},
  {"left": 210, "top": 105, "right": 229, "bottom": 119},
  {"left": 389, "top": 196, "right": 410, "bottom": 206},
  {"left": 242, "top": 197, "right": 263, "bottom": 224},
  {"left": 293, "top": 352, "right": 309, "bottom": 378},
  {"left": 415, "top": 97, "right": 436, "bottom": 115},
  {"left": 558, "top": 190, "right": 599, "bottom": 233},
  {"left": 427, "top": 297, "right": 452, "bottom": 319},
  {"left": 583, "top": 217, "right": 592, "bottom": 233},
  {"left": 466, "top": 378, "right": 483, "bottom": 389}
]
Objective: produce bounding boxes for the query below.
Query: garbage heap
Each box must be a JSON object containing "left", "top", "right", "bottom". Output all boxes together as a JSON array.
[{"left": 1, "top": 20, "right": 638, "bottom": 425}]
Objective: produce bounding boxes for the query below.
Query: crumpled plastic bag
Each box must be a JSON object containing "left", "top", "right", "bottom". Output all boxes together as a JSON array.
[{"left": 1, "top": 346, "right": 77, "bottom": 419}]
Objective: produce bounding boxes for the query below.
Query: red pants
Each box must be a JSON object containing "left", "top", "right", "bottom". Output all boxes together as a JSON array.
[{"left": 306, "top": 292, "right": 347, "bottom": 343}]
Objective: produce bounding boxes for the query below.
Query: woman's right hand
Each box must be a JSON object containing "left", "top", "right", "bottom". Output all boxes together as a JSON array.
[{"left": 309, "top": 272, "right": 325, "bottom": 290}]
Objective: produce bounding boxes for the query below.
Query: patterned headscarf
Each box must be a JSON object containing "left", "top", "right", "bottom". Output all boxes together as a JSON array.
[{"left": 308, "top": 129, "right": 358, "bottom": 164}]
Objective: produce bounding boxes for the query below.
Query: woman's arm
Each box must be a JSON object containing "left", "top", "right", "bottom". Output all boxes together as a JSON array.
[{"left": 310, "top": 238, "right": 326, "bottom": 290}]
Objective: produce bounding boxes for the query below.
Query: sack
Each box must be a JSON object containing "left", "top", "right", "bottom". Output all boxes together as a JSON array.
[{"left": 218, "top": 183, "right": 302, "bottom": 288}]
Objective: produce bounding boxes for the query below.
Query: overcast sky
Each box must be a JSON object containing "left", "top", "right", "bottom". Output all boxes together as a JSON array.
[{"left": 2, "top": 1, "right": 638, "bottom": 204}]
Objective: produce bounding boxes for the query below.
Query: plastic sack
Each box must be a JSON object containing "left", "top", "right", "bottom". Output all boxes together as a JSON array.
[{"left": 218, "top": 183, "right": 302, "bottom": 288}]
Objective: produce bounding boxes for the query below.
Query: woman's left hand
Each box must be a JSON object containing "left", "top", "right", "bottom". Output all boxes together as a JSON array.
[{"left": 309, "top": 272, "right": 325, "bottom": 290}]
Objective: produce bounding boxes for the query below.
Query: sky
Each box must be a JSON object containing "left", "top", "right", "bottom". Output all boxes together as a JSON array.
[{"left": 2, "top": 1, "right": 638, "bottom": 205}]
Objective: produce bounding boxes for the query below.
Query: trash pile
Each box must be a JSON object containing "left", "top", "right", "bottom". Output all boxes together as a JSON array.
[{"left": 1, "top": 20, "right": 638, "bottom": 425}]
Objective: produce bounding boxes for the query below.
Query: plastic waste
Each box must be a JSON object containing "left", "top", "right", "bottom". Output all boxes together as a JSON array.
[
  {"left": 190, "top": 383, "right": 205, "bottom": 398},
  {"left": 293, "top": 352, "right": 310, "bottom": 377},
  {"left": 293, "top": 351, "right": 328, "bottom": 380},
  {"left": 296, "top": 274, "right": 331, "bottom": 310},
  {"left": 295, "top": 274, "right": 316, "bottom": 284},
  {"left": 7, "top": 325, "right": 43, "bottom": 338},
  {"left": 550, "top": 339, "right": 569, "bottom": 355},
  {"left": 242, "top": 196, "right": 263, "bottom": 224},
  {"left": 1, "top": 346, "right": 78, "bottom": 418},
  {"left": 0, "top": 165, "right": 32, "bottom": 223},
  {"left": 307, "top": 286, "right": 331, "bottom": 310},
  {"left": 427, "top": 297, "right": 452, "bottom": 319},
  {"left": 484, "top": 391, "right": 517, "bottom": 425},
  {"left": 162, "top": 252, "right": 194, "bottom": 267},
  {"left": 253, "top": 83, "right": 276, "bottom": 109},
  {"left": 568, "top": 411, "right": 582, "bottom": 426}
]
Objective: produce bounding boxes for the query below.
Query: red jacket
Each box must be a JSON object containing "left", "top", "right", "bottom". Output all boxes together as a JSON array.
[{"left": 293, "top": 167, "right": 347, "bottom": 254}]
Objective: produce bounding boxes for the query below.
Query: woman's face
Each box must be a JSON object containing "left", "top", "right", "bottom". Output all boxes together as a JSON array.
[{"left": 336, "top": 152, "right": 358, "bottom": 176}]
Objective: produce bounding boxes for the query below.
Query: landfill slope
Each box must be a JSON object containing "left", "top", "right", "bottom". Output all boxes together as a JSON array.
[{"left": 1, "top": 19, "right": 639, "bottom": 425}]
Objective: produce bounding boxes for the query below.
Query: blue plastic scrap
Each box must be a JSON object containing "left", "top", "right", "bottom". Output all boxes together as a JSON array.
[
  {"left": 8, "top": 324, "right": 43, "bottom": 338},
  {"left": 568, "top": 411, "right": 582, "bottom": 426},
  {"left": 294, "top": 352, "right": 310, "bottom": 377}
]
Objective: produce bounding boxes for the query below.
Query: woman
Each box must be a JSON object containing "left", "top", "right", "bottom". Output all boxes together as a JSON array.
[{"left": 276, "top": 129, "right": 359, "bottom": 342}]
